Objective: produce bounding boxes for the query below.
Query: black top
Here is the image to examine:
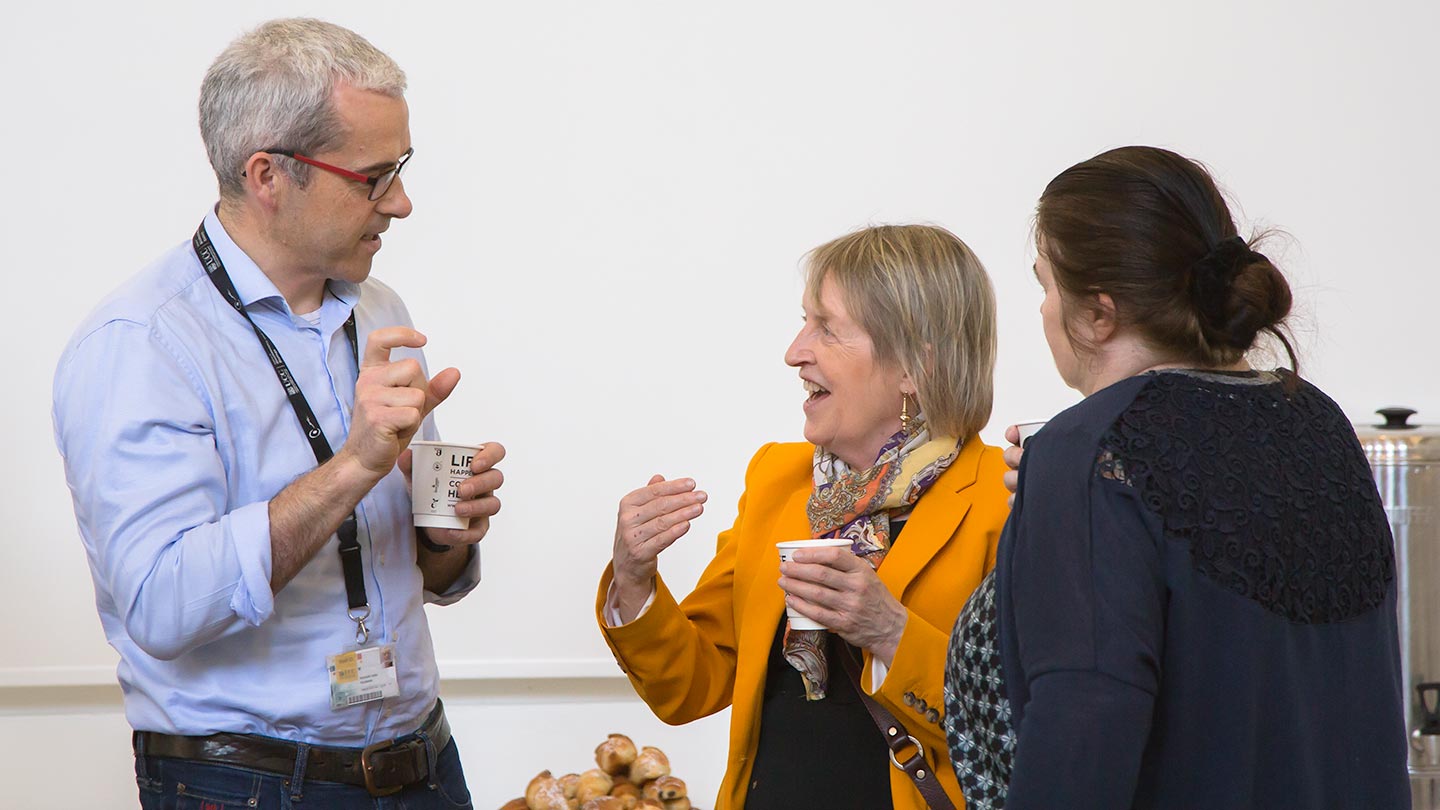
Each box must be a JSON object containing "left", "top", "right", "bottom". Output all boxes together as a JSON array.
[
  {"left": 991, "top": 369, "right": 1409, "bottom": 809},
  {"left": 747, "top": 522, "right": 907, "bottom": 810}
]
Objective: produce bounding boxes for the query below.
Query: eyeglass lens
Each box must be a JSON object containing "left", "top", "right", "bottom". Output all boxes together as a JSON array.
[{"left": 369, "top": 150, "right": 412, "bottom": 201}]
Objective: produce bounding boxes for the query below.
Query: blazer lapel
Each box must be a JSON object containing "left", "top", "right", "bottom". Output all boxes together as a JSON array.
[{"left": 876, "top": 439, "right": 983, "bottom": 594}]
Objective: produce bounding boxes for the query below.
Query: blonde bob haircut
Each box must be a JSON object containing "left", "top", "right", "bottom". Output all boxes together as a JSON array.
[{"left": 803, "top": 224, "right": 996, "bottom": 440}]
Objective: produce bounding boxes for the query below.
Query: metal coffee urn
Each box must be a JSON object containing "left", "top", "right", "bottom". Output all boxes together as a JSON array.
[{"left": 1357, "top": 407, "right": 1440, "bottom": 807}]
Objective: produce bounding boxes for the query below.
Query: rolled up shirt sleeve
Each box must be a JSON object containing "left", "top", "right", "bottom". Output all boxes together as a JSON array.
[
  {"left": 423, "top": 544, "right": 482, "bottom": 605},
  {"left": 55, "top": 319, "right": 277, "bottom": 660}
]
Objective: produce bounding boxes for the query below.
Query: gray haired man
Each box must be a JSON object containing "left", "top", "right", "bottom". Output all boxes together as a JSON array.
[{"left": 53, "top": 18, "right": 500, "bottom": 807}]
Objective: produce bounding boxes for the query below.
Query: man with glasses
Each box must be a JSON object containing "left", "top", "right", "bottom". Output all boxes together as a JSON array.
[{"left": 52, "top": 18, "right": 497, "bottom": 808}]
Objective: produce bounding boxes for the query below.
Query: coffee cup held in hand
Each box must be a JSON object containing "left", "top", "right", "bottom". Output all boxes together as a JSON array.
[
  {"left": 1014, "top": 420, "right": 1047, "bottom": 448},
  {"left": 776, "top": 539, "right": 853, "bottom": 630},
  {"left": 410, "top": 441, "right": 481, "bottom": 530}
]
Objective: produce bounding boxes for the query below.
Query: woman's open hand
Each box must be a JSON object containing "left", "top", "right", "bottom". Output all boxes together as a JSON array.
[{"left": 611, "top": 475, "right": 707, "bottom": 622}]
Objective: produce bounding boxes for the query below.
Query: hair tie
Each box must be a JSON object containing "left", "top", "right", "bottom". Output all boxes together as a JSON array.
[{"left": 1189, "top": 236, "right": 1261, "bottom": 315}]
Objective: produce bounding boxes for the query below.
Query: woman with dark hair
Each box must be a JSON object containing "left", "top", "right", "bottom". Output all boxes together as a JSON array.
[{"left": 943, "top": 146, "right": 1409, "bottom": 809}]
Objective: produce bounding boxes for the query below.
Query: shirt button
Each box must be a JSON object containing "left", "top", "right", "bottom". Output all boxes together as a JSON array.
[
  {"left": 926, "top": 708, "right": 940, "bottom": 724},
  {"left": 916, "top": 699, "right": 929, "bottom": 714},
  {"left": 903, "top": 692, "right": 916, "bottom": 707}
]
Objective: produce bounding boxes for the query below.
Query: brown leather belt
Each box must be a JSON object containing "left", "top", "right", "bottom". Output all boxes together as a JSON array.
[{"left": 134, "top": 701, "right": 451, "bottom": 798}]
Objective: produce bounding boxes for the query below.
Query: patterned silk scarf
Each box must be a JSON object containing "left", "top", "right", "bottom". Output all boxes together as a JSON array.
[{"left": 784, "top": 416, "right": 962, "bottom": 699}]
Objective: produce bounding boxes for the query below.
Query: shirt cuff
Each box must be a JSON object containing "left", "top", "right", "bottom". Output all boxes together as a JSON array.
[
  {"left": 425, "top": 545, "right": 481, "bottom": 606},
  {"left": 602, "top": 579, "right": 657, "bottom": 627},
  {"left": 227, "top": 500, "right": 275, "bottom": 626},
  {"left": 871, "top": 657, "right": 889, "bottom": 690}
]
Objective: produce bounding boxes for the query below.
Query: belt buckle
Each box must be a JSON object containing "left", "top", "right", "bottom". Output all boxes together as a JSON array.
[{"left": 360, "top": 739, "right": 406, "bottom": 798}]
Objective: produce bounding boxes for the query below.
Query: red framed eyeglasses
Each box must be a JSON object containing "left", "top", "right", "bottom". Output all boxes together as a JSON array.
[{"left": 259, "top": 147, "right": 414, "bottom": 201}]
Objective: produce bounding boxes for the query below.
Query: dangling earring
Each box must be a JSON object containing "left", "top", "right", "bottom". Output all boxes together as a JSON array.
[{"left": 899, "top": 393, "right": 913, "bottom": 435}]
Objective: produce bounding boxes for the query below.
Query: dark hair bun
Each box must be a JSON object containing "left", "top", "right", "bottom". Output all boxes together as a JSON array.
[
  {"left": 1038, "top": 146, "right": 1299, "bottom": 370},
  {"left": 1190, "top": 238, "right": 1292, "bottom": 353}
]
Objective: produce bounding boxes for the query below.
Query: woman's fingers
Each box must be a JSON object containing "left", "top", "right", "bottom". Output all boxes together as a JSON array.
[
  {"left": 612, "top": 477, "right": 706, "bottom": 578},
  {"left": 640, "top": 518, "right": 693, "bottom": 557},
  {"left": 632, "top": 498, "right": 705, "bottom": 534},
  {"left": 779, "top": 555, "right": 906, "bottom": 656},
  {"left": 778, "top": 551, "right": 863, "bottom": 602},
  {"left": 617, "top": 477, "right": 707, "bottom": 538},
  {"left": 1005, "top": 423, "right": 1021, "bottom": 446},
  {"left": 1003, "top": 444, "right": 1024, "bottom": 470},
  {"left": 620, "top": 491, "right": 708, "bottom": 532}
]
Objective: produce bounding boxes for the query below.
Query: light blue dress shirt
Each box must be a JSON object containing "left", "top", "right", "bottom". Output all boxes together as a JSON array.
[{"left": 52, "top": 209, "right": 479, "bottom": 745}]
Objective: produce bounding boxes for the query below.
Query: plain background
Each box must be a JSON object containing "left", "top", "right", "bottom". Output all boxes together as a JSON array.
[{"left": 3, "top": 1, "right": 1436, "bottom": 806}]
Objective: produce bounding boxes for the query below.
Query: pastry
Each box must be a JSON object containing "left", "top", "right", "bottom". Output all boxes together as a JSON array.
[
  {"left": 558, "top": 773, "right": 580, "bottom": 799},
  {"left": 595, "top": 733, "right": 639, "bottom": 775},
  {"left": 577, "top": 768, "right": 616, "bottom": 803},
  {"left": 652, "top": 776, "right": 686, "bottom": 801},
  {"left": 526, "top": 770, "right": 569, "bottom": 810},
  {"left": 628, "top": 746, "right": 671, "bottom": 783}
]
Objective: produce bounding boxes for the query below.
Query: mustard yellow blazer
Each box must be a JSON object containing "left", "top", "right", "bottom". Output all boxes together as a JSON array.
[{"left": 596, "top": 439, "right": 1010, "bottom": 809}]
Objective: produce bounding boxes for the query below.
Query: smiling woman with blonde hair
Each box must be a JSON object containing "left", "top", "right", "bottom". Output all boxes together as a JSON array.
[{"left": 596, "top": 223, "right": 1010, "bottom": 810}]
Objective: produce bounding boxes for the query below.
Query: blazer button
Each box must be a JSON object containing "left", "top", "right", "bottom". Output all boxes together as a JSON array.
[
  {"left": 926, "top": 708, "right": 940, "bottom": 724},
  {"left": 903, "top": 692, "right": 916, "bottom": 707},
  {"left": 916, "top": 699, "right": 929, "bottom": 714}
]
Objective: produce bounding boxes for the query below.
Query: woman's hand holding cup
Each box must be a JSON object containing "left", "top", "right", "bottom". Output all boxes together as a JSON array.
[
  {"left": 611, "top": 475, "right": 708, "bottom": 624},
  {"left": 1003, "top": 424, "right": 1024, "bottom": 504},
  {"left": 1004, "top": 421, "right": 1047, "bottom": 506},
  {"left": 778, "top": 545, "right": 909, "bottom": 667}
]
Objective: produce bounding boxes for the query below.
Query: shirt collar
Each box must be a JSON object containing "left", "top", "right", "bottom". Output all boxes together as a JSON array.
[{"left": 201, "top": 207, "right": 362, "bottom": 314}]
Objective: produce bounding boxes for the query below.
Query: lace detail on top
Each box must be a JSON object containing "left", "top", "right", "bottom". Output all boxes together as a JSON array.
[
  {"left": 944, "top": 571, "right": 1012, "bottom": 809},
  {"left": 1096, "top": 370, "right": 1394, "bottom": 624}
]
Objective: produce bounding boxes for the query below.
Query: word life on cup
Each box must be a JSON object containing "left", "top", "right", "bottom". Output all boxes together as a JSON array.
[
  {"left": 775, "top": 539, "right": 854, "bottom": 630},
  {"left": 410, "top": 441, "right": 481, "bottom": 530}
]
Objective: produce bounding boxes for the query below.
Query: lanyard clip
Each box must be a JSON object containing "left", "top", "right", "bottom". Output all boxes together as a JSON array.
[{"left": 348, "top": 605, "right": 372, "bottom": 646}]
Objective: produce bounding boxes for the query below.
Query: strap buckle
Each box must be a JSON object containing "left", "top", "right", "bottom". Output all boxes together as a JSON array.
[
  {"left": 885, "top": 728, "right": 928, "bottom": 777},
  {"left": 360, "top": 739, "right": 406, "bottom": 797}
]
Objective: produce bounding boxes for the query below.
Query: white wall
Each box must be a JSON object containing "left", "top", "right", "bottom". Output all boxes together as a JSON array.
[{"left": 3, "top": 1, "right": 1437, "bottom": 807}]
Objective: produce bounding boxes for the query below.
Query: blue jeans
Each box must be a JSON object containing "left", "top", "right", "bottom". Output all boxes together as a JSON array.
[{"left": 134, "top": 735, "right": 473, "bottom": 809}]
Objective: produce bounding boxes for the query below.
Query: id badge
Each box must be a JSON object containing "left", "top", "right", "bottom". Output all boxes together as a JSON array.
[{"left": 327, "top": 645, "right": 401, "bottom": 710}]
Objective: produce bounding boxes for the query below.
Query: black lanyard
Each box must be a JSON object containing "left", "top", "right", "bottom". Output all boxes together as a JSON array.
[{"left": 193, "top": 222, "right": 373, "bottom": 644}]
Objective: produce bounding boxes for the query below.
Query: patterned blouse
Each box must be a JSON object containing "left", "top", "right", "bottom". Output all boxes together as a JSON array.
[{"left": 944, "top": 570, "right": 1012, "bottom": 809}]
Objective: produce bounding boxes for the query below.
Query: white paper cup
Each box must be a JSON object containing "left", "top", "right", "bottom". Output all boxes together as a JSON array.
[
  {"left": 1014, "top": 420, "right": 1048, "bottom": 448},
  {"left": 776, "top": 539, "right": 853, "bottom": 630},
  {"left": 410, "top": 441, "right": 481, "bottom": 530}
]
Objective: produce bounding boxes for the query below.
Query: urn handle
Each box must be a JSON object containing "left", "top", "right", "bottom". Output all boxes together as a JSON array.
[
  {"left": 1418, "top": 682, "right": 1440, "bottom": 734},
  {"left": 1376, "top": 408, "right": 1418, "bottom": 430}
]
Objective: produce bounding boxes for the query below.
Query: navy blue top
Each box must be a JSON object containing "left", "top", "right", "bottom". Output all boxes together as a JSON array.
[{"left": 995, "top": 369, "right": 1409, "bottom": 809}]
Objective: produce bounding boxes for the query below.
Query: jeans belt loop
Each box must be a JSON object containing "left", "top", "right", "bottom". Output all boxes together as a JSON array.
[
  {"left": 418, "top": 729, "right": 440, "bottom": 790},
  {"left": 132, "top": 731, "right": 151, "bottom": 780},
  {"left": 289, "top": 741, "right": 309, "bottom": 801}
]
